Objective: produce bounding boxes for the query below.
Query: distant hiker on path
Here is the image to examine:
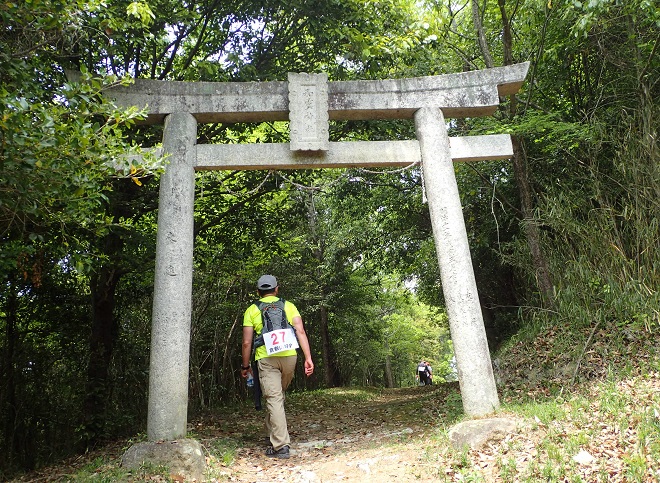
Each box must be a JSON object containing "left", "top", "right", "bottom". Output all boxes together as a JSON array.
[
  {"left": 241, "top": 274, "right": 314, "bottom": 459},
  {"left": 417, "top": 360, "right": 432, "bottom": 386}
]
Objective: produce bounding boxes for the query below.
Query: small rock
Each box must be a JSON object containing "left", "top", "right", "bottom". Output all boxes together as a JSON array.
[
  {"left": 357, "top": 462, "right": 371, "bottom": 474},
  {"left": 299, "top": 470, "right": 319, "bottom": 482},
  {"left": 387, "top": 427, "right": 413, "bottom": 436},
  {"left": 573, "top": 449, "right": 595, "bottom": 465},
  {"left": 448, "top": 417, "right": 519, "bottom": 450}
]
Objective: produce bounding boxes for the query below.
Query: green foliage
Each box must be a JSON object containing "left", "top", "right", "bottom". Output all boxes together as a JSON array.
[
  {"left": 1, "top": 0, "right": 165, "bottom": 278},
  {"left": 126, "top": 1, "right": 155, "bottom": 26},
  {"left": 68, "top": 456, "right": 140, "bottom": 482},
  {"left": 382, "top": 294, "right": 454, "bottom": 384},
  {"left": 0, "top": 0, "right": 163, "bottom": 474},
  {"left": 459, "top": 0, "right": 659, "bottom": 340},
  {"left": 206, "top": 438, "right": 239, "bottom": 466}
]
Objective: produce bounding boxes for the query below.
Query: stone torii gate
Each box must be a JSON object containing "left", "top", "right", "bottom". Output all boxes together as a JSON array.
[{"left": 110, "top": 62, "right": 529, "bottom": 442}]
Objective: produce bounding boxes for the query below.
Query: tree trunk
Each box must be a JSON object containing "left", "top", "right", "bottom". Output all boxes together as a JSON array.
[
  {"left": 472, "top": 0, "right": 494, "bottom": 68},
  {"left": 221, "top": 314, "right": 240, "bottom": 396},
  {"left": 306, "top": 192, "right": 342, "bottom": 387},
  {"left": 81, "top": 245, "right": 122, "bottom": 447},
  {"left": 319, "top": 303, "right": 342, "bottom": 387},
  {"left": 1, "top": 284, "right": 18, "bottom": 468},
  {"left": 497, "top": 0, "right": 556, "bottom": 308},
  {"left": 189, "top": 339, "right": 205, "bottom": 410},
  {"left": 383, "top": 340, "right": 394, "bottom": 388},
  {"left": 510, "top": 137, "right": 556, "bottom": 307}
]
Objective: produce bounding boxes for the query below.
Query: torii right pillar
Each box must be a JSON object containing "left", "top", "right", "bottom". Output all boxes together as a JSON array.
[{"left": 415, "top": 107, "right": 499, "bottom": 415}]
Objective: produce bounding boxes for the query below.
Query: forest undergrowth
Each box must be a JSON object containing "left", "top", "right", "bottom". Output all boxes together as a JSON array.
[{"left": 8, "top": 321, "right": 660, "bottom": 483}]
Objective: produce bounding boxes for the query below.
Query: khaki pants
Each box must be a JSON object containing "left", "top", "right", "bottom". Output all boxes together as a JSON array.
[{"left": 258, "top": 355, "right": 297, "bottom": 450}]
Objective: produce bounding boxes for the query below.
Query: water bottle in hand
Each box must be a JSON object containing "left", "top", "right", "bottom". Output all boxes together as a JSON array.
[{"left": 246, "top": 372, "right": 254, "bottom": 388}]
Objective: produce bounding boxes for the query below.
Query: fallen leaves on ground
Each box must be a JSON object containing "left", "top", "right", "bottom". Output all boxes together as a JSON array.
[{"left": 9, "top": 364, "right": 660, "bottom": 482}]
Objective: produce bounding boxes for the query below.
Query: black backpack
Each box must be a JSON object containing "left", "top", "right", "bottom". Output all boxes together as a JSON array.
[{"left": 253, "top": 298, "right": 296, "bottom": 349}]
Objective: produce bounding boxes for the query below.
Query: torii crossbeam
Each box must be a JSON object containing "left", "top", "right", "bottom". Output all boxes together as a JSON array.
[{"left": 110, "top": 62, "right": 529, "bottom": 442}]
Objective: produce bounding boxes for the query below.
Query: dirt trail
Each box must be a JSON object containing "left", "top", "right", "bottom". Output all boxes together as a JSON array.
[{"left": 198, "top": 384, "right": 457, "bottom": 482}]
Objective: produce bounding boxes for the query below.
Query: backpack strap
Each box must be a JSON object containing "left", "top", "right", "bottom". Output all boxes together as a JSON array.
[{"left": 253, "top": 301, "right": 266, "bottom": 348}]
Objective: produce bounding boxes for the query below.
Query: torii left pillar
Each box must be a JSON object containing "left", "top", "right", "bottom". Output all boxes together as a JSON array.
[
  {"left": 121, "top": 110, "right": 204, "bottom": 479},
  {"left": 147, "top": 112, "right": 197, "bottom": 440}
]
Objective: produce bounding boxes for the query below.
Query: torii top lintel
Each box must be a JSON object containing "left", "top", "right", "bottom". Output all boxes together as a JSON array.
[{"left": 109, "top": 63, "right": 529, "bottom": 125}]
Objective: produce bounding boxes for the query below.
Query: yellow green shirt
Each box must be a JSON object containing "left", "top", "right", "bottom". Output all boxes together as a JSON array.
[{"left": 243, "top": 296, "right": 301, "bottom": 361}]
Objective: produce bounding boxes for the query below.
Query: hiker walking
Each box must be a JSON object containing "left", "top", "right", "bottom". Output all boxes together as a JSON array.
[
  {"left": 241, "top": 274, "right": 314, "bottom": 459},
  {"left": 425, "top": 361, "right": 433, "bottom": 385},
  {"left": 417, "top": 360, "right": 431, "bottom": 386}
]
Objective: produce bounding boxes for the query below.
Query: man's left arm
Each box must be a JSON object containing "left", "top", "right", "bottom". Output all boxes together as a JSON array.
[{"left": 291, "top": 315, "right": 314, "bottom": 376}]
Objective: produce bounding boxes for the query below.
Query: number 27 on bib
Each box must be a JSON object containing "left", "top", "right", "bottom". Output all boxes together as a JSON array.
[{"left": 264, "top": 327, "right": 299, "bottom": 355}]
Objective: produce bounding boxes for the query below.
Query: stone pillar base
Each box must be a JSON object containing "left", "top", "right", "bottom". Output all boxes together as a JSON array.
[{"left": 121, "top": 438, "right": 205, "bottom": 481}]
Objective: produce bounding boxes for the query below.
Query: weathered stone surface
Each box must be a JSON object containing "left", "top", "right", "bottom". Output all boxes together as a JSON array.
[
  {"left": 121, "top": 439, "right": 206, "bottom": 481},
  {"left": 108, "top": 63, "right": 529, "bottom": 124},
  {"left": 288, "top": 73, "right": 329, "bottom": 151},
  {"left": 415, "top": 108, "right": 499, "bottom": 416},
  {"left": 194, "top": 135, "right": 513, "bottom": 170},
  {"left": 448, "top": 418, "right": 519, "bottom": 450},
  {"left": 148, "top": 112, "right": 196, "bottom": 441}
]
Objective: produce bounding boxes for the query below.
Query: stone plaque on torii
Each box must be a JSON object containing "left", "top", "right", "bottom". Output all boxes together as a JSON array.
[{"left": 110, "top": 62, "right": 529, "bottom": 442}]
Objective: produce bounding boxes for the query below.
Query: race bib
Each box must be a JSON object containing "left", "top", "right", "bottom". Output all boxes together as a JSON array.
[{"left": 264, "top": 327, "right": 299, "bottom": 355}]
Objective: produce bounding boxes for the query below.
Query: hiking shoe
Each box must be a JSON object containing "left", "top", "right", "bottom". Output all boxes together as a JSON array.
[{"left": 265, "top": 445, "right": 290, "bottom": 459}]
